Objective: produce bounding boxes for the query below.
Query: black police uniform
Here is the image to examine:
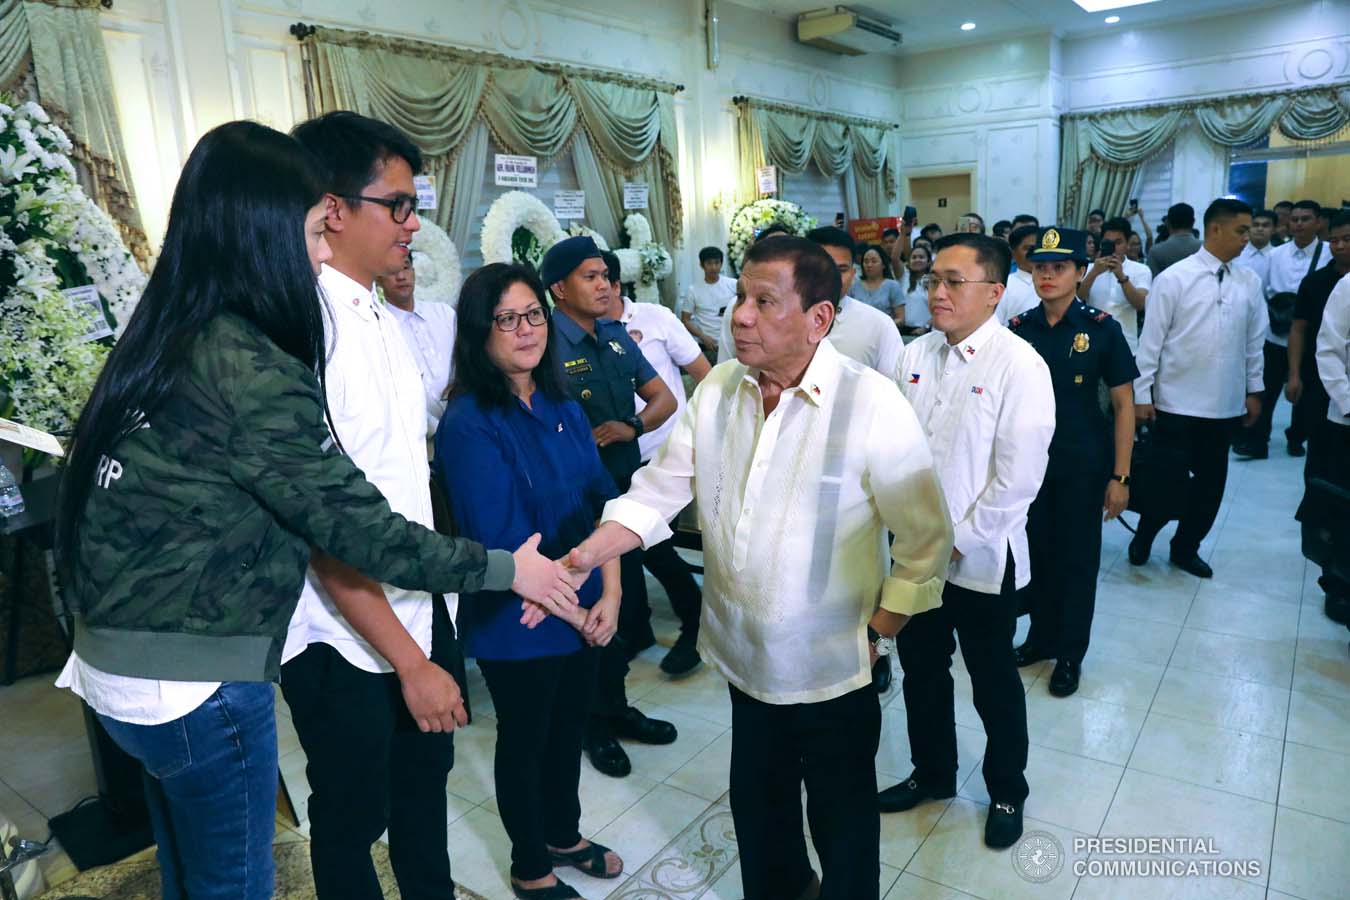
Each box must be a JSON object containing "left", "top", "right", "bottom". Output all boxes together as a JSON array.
[
  {"left": 1010, "top": 300, "right": 1139, "bottom": 664},
  {"left": 549, "top": 309, "right": 657, "bottom": 719}
]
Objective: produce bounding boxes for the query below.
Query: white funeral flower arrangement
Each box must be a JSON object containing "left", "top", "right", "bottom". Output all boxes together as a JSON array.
[
  {"left": 621, "top": 212, "right": 671, "bottom": 304},
  {"left": 0, "top": 95, "right": 147, "bottom": 444},
  {"left": 480, "top": 190, "right": 565, "bottom": 272},
  {"left": 727, "top": 199, "right": 816, "bottom": 273},
  {"left": 564, "top": 221, "right": 610, "bottom": 251},
  {"left": 408, "top": 219, "right": 462, "bottom": 306}
]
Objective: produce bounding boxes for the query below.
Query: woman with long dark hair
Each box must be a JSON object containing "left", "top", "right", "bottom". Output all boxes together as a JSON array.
[
  {"left": 53, "top": 122, "right": 570, "bottom": 899},
  {"left": 434, "top": 263, "right": 625, "bottom": 900},
  {"left": 850, "top": 243, "right": 906, "bottom": 326},
  {"left": 901, "top": 244, "right": 933, "bottom": 338}
]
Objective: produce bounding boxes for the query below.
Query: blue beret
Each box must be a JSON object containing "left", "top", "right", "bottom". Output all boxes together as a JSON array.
[{"left": 540, "top": 235, "right": 603, "bottom": 288}]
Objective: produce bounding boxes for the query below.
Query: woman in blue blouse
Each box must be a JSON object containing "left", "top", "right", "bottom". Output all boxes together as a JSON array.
[{"left": 434, "top": 263, "right": 624, "bottom": 900}]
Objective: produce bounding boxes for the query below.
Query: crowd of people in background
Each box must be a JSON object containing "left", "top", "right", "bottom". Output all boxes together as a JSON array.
[{"left": 50, "top": 106, "right": 1350, "bottom": 900}]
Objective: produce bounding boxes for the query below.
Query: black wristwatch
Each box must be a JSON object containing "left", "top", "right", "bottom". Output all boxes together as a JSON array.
[{"left": 624, "top": 414, "right": 645, "bottom": 437}]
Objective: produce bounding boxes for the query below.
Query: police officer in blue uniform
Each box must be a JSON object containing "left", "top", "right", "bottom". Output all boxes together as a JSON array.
[
  {"left": 1008, "top": 228, "right": 1138, "bottom": 697},
  {"left": 541, "top": 235, "right": 680, "bottom": 777}
]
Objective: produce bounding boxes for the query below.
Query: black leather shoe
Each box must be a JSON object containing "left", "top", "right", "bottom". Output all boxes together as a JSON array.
[
  {"left": 659, "top": 634, "right": 702, "bottom": 677},
  {"left": 878, "top": 774, "right": 956, "bottom": 813},
  {"left": 1128, "top": 534, "right": 1152, "bottom": 566},
  {"left": 985, "top": 800, "right": 1024, "bottom": 849},
  {"left": 1048, "top": 659, "right": 1081, "bottom": 697},
  {"left": 584, "top": 731, "right": 631, "bottom": 778},
  {"left": 611, "top": 706, "right": 677, "bottom": 745},
  {"left": 872, "top": 656, "right": 893, "bottom": 694},
  {"left": 1287, "top": 441, "right": 1306, "bottom": 458},
  {"left": 1169, "top": 552, "right": 1213, "bottom": 578},
  {"left": 1326, "top": 594, "right": 1350, "bottom": 626},
  {"left": 1233, "top": 443, "right": 1268, "bottom": 460},
  {"left": 624, "top": 630, "right": 657, "bottom": 661},
  {"left": 1014, "top": 642, "right": 1053, "bottom": 668}
]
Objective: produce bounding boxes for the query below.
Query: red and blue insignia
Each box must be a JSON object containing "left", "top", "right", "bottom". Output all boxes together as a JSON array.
[
  {"left": 1093, "top": 311, "right": 1110, "bottom": 322},
  {"left": 964, "top": 345, "right": 976, "bottom": 355},
  {"left": 1009, "top": 315, "right": 1022, "bottom": 327},
  {"left": 971, "top": 386, "right": 984, "bottom": 395},
  {"left": 909, "top": 373, "right": 921, "bottom": 384}
]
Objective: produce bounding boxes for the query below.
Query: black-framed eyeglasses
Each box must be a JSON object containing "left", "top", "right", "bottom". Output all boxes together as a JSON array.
[
  {"left": 493, "top": 306, "right": 549, "bottom": 332},
  {"left": 921, "top": 274, "right": 1001, "bottom": 294},
  {"left": 340, "top": 193, "right": 417, "bottom": 224}
]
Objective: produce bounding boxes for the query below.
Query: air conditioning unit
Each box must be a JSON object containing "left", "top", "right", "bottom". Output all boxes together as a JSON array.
[{"left": 797, "top": 6, "right": 901, "bottom": 56}]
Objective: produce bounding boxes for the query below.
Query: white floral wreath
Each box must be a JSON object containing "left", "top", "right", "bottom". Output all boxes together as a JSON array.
[
  {"left": 481, "top": 190, "right": 565, "bottom": 270},
  {"left": 565, "top": 221, "right": 610, "bottom": 251},
  {"left": 408, "top": 220, "right": 462, "bottom": 306},
  {"left": 618, "top": 212, "right": 671, "bottom": 304},
  {"left": 727, "top": 199, "right": 816, "bottom": 274}
]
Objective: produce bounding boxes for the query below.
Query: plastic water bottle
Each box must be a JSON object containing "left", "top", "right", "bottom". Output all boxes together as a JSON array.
[{"left": 0, "top": 462, "right": 24, "bottom": 518}]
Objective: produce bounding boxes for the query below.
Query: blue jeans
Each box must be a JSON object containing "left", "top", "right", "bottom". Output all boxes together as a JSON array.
[{"left": 96, "top": 681, "right": 277, "bottom": 900}]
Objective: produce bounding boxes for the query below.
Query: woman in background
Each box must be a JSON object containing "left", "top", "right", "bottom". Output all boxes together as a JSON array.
[
  {"left": 850, "top": 243, "right": 906, "bottom": 326},
  {"left": 900, "top": 244, "right": 933, "bottom": 339}
]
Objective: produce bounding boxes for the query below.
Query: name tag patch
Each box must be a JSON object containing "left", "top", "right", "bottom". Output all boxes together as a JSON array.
[{"left": 563, "top": 358, "right": 592, "bottom": 375}]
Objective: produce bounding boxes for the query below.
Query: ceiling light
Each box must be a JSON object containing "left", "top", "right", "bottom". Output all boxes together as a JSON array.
[
  {"left": 1105, "top": 15, "right": 1120, "bottom": 23},
  {"left": 1072, "top": 0, "right": 1159, "bottom": 11},
  {"left": 960, "top": 22, "right": 976, "bottom": 31}
]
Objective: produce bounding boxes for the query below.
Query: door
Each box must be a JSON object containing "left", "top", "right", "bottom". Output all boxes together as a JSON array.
[{"left": 907, "top": 173, "right": 973, "bottom": 235}]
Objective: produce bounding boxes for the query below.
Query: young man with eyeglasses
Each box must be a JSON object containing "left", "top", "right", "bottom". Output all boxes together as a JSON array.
[
  {"left": 543, "top": 235, "right": 680, "bottom": 778},
  {"left": 882, "top": 234, "right": 1055, "bottom": 850},
  {"left": 281, "top": 111, "right": 469, "bottom": 900}
]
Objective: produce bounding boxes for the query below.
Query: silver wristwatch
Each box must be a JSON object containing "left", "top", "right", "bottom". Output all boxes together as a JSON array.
[{"left": 868, "top": 627, "right": 896, "bottom": 657}]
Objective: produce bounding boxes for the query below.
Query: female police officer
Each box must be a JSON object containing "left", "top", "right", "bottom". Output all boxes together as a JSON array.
[{"left": 1009, "top": 228, "right": 1139, "bottom": 697}]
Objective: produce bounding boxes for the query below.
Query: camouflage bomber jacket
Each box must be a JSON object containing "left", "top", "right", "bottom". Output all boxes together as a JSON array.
[{"left": 71, "top": 312, "right": 515, "bottom": 683}]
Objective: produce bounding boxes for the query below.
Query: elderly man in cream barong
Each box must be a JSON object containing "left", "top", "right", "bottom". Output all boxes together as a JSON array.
[{"left": 564, "top": 235, "right": 953, "bottom": 900}]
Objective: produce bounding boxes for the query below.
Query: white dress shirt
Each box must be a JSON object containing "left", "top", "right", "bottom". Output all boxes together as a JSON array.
[
  {"left": 825, "top": 296, "right": 904, "bottom": 379},
  {"left": 997, "top": 268, "right": 1039, "bottom": 326},
  {"left": 1236, "top": 241, "right": 1273, "bottom": 288},
  {"left": 1317, "top": 273, "right": 1350, "bottom": 424},
  {"left": 619, "top": 296, "right": 702, "bottom": 461},
  {"left": 384, "top": 300, "right": 457, "bottom": 439},
  {"left": 1085, "top": 258, "right": 1152, "bottom": 353},
  {"left": 898, "top": 317, "right": 1056, "bottom": 594},
  {"left": 1265, "top": 238, "right": 1331, "bottom": 347},
  {"left": 282, "top": 265, "right": 443, "bottom": 674},
  {"left": 678, "top": 275, "right": 737, "bottom": 343},
  {"left": 602, "top": 339, "right": 953, "bottom": 705},
  {"left": 1134, "top": 247, "right": 1267, "bottom": 420}
]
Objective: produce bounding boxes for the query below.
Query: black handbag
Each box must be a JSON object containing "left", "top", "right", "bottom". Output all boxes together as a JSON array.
[
  {"left": 1267, "top": 239, "right": 1323, "bottom": 338},
  {"left": 1127, "top": 422, "right": 1188, "bottom": 522}
]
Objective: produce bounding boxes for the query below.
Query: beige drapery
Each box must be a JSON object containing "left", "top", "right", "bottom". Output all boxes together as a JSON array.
[
  {"left": 1059, "top": 84, "right": 1350, "bottom": 227},
  {"left": 0, "top": 0, "right": 150, "bottom": 264},
  {"left": 733, "top": 96, "right": 899, "bottom": 218},
  {"left": 297, "top": 24, "right": 684, "bottom": 274}
]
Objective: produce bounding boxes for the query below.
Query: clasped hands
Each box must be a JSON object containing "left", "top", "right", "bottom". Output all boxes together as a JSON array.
[{"left": 509, "top": 536, "right": 615, "bottom": 646}]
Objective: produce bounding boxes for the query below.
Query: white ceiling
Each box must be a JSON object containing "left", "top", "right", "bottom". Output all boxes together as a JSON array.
[{"left": 731, "top": 0, "right": 1291, "bottom": 53}]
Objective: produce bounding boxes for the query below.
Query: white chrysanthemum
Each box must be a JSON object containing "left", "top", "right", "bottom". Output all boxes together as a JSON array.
[
  {"left": 726, "top": 200, "right": 817, "bottom": 273},
  {"left": 409, "top": 219, "right": 462, "bottom": 307},
  {"left": 480, "top": 191, "right": 565, "bottom": 267}
]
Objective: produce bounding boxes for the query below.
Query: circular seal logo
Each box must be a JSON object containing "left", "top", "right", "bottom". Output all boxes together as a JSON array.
[
  {"left": 1073, "top": 332, "right": 1090, "bottom": 353},
  {"left": 1012, "top": 830, "right": 1064, "bottom": 883},
  {"left": 1042, "top": 228, "right": 1061, "bottom": 250}
]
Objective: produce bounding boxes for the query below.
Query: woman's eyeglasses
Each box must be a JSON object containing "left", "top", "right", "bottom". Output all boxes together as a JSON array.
[
  {"left": 493, "top": 307, "right": 549, "bottom": 332},
  {"left": 340, "top": 193, "right": 417, "bottom": 224}
]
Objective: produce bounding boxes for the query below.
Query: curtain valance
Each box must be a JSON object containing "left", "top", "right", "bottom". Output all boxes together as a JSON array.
[
  {"left": 1060, "top": 83, "right": 1350, "bottom": 225},
  {"left": 297, "top": 25, "right": 683, "bottom": 247},
  {"left": 732, "top": 96, "right": 897, "bottom": 216}
]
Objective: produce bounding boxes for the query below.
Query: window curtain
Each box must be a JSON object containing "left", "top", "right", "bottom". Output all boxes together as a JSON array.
[
  {"left": 1059, "top": 84, "right": 1350, "bottom": 227},
  {"left": 1, "top": 0, "right": 150, "bottom": 265},
  {"left": 446, "top": 121, "right": 489, "bottom": 252},
  {"left": 298, "top": 26, "right": 684, "bottom": 257},
  {"left": 732, "top": 96, "right": 898, "bottom": 218}
]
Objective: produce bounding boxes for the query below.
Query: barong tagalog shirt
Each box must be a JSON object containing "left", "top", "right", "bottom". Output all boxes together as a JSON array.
[{"left": 601, "top": 338, "right": 954, "bottom": 705}]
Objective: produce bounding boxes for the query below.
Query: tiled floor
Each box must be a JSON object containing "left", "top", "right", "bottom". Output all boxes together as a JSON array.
[{"left": 3, "top": 409, "right": 1349, "bottom": 899}]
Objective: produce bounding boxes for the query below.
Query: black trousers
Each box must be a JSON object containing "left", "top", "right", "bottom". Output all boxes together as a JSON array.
[
  {"left": 1294, "top": 369, "right": 1330, "bottom": 466},
  {"left": 587, "top": 548, "right": 645, "bottom": 725},
  {"left": 642, "top": 537, "right": 702, "bottom": 639},
  {"left": 728, "top": 683, "right": 881, "bottom": 900},
  {"left": 1300, "top": 418, "right": 1350, "bottom": 600},
  {"left": 1025, "top": 470, "right": 1108, "bottom": 664},
  {"left": 897, "top": 555, "right": 1029, "bottom": 804},
  {"left": 279, "top": 599, "right": 459, "bottom": 900},
  {"left": 1247, "top": 340, "right": 1305, "bottom": 448},
  {"left": 478, "top": 648, "right": 598, "bottom": 881},
  {"left": 1137, "top": 412, "right": 1237, "bottom": 557}
]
